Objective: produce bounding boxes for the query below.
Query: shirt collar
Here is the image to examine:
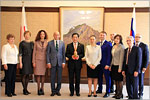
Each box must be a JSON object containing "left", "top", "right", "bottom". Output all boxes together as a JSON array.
[
  {"left": 135, "top": 42, "right": 140, "bottom": 46},
  {"left": 128, "top": 45, "right": 133, "bottom": 50},
  {"left": 100, "top": 40, "right": 105, "bottom": 44}
]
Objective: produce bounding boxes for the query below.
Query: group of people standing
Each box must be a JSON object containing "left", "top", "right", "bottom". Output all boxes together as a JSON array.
[{"left": 1, "top": 30, "right": 149, "bottom": 99}]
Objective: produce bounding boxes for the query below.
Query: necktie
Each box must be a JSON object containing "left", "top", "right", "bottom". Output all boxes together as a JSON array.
[
  {"left": 100, "top": 42, "right": 102, "bottom": 46},
  {"left": 56, "top": 40, "right": 58, "bottom": 51},
  {"left": 74, "top": 43, "right": 77, "bottom": 51},
  {"left": 136, "top": 44, "right": 138, "bottom": 47},
  {"left": 126, "top": 48, "right": 131, "bottom": 64}
]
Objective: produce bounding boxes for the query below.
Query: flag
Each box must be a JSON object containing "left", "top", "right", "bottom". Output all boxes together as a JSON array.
[
  {"left": 20, "top": 3, "right": 27, "bottom": 41},
  {"left": 130, "top": 6, "right": 136, "bottom": 38}
]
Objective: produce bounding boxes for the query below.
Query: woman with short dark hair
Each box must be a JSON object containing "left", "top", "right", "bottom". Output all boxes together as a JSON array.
[
  {"left": 110, "top": 34, "right": 124, "bottom": 99},
  {"left": 1, "top": 34, "right": 19, "bottom": 97}
]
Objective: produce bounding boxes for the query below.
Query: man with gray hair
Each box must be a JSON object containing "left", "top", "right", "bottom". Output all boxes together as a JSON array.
[
  {"left": 135, "top": 34, "right": 149, "bottom": 99},
  {"left": 122, "top": 36, "right": 142, "bottom": 99},
  {"left": 47, "top": 31, "right": 66, "bottom": 96}
]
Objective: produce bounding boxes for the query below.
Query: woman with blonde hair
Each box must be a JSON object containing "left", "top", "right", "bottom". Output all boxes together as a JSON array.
[{"left": 19, "top": 31, "right": 34, "bottom": 95}]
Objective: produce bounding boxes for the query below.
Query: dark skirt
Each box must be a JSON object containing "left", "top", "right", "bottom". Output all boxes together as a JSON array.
[
  {"left": 20, "top": 55, "right": 33, "bottom": 75},
  {"left": 111, "top": 65, "right": 123, "bottom": 81},
  {"left": 87, "top": 65, "right": 99, "bottom": 78}
]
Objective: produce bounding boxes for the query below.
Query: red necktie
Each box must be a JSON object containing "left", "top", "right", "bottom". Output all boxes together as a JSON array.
[{"left": 126, "top": 48, "right": 131, "bottom": 64}]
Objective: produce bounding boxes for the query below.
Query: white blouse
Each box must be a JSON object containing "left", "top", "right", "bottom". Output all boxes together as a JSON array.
[
  {"left": 85, "top": 45, "right": 102, "bottom": 67},
  {"left": 1, "top": 43, "right": 19, "bottom": 65}
]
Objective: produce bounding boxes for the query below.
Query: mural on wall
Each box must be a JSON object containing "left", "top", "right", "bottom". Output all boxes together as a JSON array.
[{"left": 60, "top": 7, "right": 104, "bottom": 46}]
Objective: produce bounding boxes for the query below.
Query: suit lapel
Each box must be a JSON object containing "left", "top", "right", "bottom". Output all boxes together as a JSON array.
[
  {"left": 58, "top": 40, "right": 61, "bottom": 50},
  {"left": 52, "top": 40, "right": 56, "bottom": 50},
  {"left": 71, "top": 42, "right": 75, "bottom": 52}
]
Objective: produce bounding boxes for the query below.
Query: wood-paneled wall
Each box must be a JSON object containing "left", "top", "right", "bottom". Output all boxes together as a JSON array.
[{"left": 1, "top": 7, "right": 149, "bottom": 85}]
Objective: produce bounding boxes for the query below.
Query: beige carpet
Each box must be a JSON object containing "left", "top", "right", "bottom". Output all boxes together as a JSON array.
[{"left": 0, "top": 82, "right": 150, "bottom": 99}]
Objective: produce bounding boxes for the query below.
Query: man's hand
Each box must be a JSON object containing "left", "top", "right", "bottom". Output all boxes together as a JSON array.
[
  {"left": 122, "top": 71, "right": 125, "bottom": 77},
  {"left": 47, "top": 64, "right": 51, "bottom": 69},
  {"left": 104, "top": 65, "right": 109, "bottom": 70},
  {"left": 62, "top": 63, "right": 65, "bottom": 69},
  {"left": 72, "top": 55, "right": 79, "bottom": 60},
  {"left": 109, "top": 67, "right": 111, "bottom": 71},
  {"left": 142, "top": 68, "right": 146, "bottom": 73},
  {"left": 134, "top": 71, "right": 138, "bottom": 77},
  {"left": 4, "top": 64, "right": 8, "bottom": 70}
]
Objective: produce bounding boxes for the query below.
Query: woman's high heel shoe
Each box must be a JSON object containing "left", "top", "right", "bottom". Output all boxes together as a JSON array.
[{"left": 40, "top": 89, "right": 44, "bottom": 95}]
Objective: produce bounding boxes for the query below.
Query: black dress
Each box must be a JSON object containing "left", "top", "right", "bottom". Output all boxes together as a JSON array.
[{"left": 19, "top": 41, "right": 34, "bottom": 75}]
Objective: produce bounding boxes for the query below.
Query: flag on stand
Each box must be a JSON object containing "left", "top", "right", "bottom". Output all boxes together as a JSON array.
[
  {"left": 130, "top": 6, "right": 136, "bottom": 38},
  {"left": 20, "top": 3, "right": 27, "bottom": 41}
]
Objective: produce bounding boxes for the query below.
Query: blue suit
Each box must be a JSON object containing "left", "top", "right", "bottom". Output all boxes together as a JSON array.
[
  {"left": 97, "top": 40, "right": 112, "bottom": 93},
  {"left": 137, "top": 42, "right": 149, "bottom": 97},
  {"left": 122, "top": 46, "right": 142, "bottom": 99},
  {"left": 46, "top": 40, "right": 66, "bottom": 93}
]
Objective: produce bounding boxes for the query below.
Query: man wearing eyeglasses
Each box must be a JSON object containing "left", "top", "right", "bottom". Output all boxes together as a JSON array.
[{"left": 135, "top": 34, "right": 149, "bottom": 99}]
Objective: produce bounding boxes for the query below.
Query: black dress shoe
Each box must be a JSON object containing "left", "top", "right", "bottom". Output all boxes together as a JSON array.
[
  {"left": 12, "top": 93, "right": 17, "bottom": 96},
  {"left": 93, "top": 95, "right": 97, "bottom": 97},
  {"left": 70, "top": 93, "right": 74, "bottom": 96},
  {"left": 116, "top": 95, "right": 123, "bottom": 99},
  {"left": 7, "top": 94, "right": 12, "bottom": 97},
  {"left": 139, "top": 95, "right": 143, "bottom": 99},
  {"left": 51, "top": 92, "right": 55, "bottom": 96},
  {"left": 103, "top": 93, "right": 110, "bottom": 98},
  {"left": 110, "top": 90, "right": 114, "bottom": 93},
  {"left": 76, "top": 93, "right": 80, "bottom": 96},
  {"left": 96, "top": 90, "right": 102, "bottom": 94},
  {"left": 56, "top": 92, "right": 61, "bottom": 96},
  {"left": 112, "top": 95, "right": 116, "bottom": 98}
]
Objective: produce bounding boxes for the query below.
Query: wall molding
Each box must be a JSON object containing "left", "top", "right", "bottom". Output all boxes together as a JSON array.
[{"left": 1, "top": 7, "right": 150, "bottom": 12}]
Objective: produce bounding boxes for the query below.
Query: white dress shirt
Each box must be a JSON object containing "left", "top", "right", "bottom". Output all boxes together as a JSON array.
[
  {"left": 73, "top": 42, "right": 78, "bottom": 50},
  {"left": 1, "top": 43, "right": 19, "bottom": 65},
  {"left": 54, "top": 40, "right": 59, "bottom": 47},
  {"left": 85, "top": 45, "right": 102, "bottom": 67}
]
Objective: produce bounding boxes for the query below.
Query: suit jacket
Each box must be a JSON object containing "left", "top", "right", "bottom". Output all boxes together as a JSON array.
[
  {"left": 32, "top": 40, "right": 48, "bottom": 63},
  {"left": 111, "top": 44, "right": 125, "bottom": 70},
  {"left": 138, "top": 42, "right": 149, "bottom": 69},
  {"left": 122, "top": 46, "right": 142, "bottom": 74},
  {"left": 97, "top": 40, "right": 112, "bottom": 67},
  {"left": 65, "top": 42, "right": 84, "bottom": 69},
  {"left": 46, "top": 40, "right": 66, "bottom": 67}
]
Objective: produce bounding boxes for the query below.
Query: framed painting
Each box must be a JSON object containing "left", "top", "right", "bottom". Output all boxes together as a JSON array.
[{"left": 60, "top": 7, "right": 104, "bottom": 46}]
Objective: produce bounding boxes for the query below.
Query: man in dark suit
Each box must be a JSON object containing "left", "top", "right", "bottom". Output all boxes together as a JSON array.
[
  {"left": 47, "top": 31, "right": 66, "bottom": 96},
  {"left": 66, "top": 33, "right": 84, "bottom": 96},
  {"left": 96, "top": 31, "right": 112, "bottom": 98},
  {"left": 122, "top": 36, "right": 142, "bottom": 99},
  {"left": 135, "top": 34, "right": 149, "bottom": 99},
  {"left": 109, "top": 33, "right": 116, "bottom": 93}
]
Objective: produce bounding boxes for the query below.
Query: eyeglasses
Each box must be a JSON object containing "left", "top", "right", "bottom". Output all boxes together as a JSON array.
[{"left": 135, "top": 36, "right": 141, "bottom": 38}]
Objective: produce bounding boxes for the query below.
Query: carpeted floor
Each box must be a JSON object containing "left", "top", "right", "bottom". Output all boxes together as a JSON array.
[{"left": 0, "top": 82, "right": 149, "bottom": 99}]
